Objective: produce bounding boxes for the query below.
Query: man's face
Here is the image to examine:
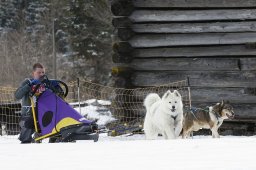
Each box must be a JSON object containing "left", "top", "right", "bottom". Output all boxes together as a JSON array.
[{"left": 32, "top": 67, "right": 45, "bottom": 80}]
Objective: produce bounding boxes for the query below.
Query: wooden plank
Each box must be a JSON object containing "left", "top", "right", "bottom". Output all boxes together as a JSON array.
[
  {"left": 111, "top": 0, "right": 256, "bottom": 16},
  {"left": 114, "top": 42, "right": 256, "bottom": 57},
  {"left": 132, "top": 21, "right": 256, "bottom": 33},
  {"left": 133, "top": 0, "right": 256, "bottom": 8},
  {"left": 131, "top": 71, "right": 256, "bottom": 87},
  {"left": 130, "top": 9, "right": 256, "bottom": 22},
  {"left": 190, "top": 87, "right": 256, "bottom": 104},
  {"left": 133, "top": 45, "right": 256, "bottom": 58},
  {"left": 240, "top": 58, "right": 256, "bottom": 70},
  {"left": 128, "top": 33, "right": 256, "bottom": 47},
  {"left": 130, "top": 58, "right": 240, "bottom": 71}
]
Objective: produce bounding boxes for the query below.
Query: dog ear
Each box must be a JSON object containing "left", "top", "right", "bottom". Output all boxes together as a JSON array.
[
  {"left": 212, "top": 103, "right": 221, "bottom": 114},
  {"left": 162, "top": 90, "right": 171, "bottom": 99},
  {"left": 173, "top": 90, "right": 181, "bottom": 97}
]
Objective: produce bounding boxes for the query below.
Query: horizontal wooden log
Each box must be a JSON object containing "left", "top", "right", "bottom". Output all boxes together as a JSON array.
[
  {"left": 132, "top": 21, "right": 256, "bottom": 33},
  {"left": 128, "top": 58, "right": 256, "bottom": 71},
  {"left": 114, "top": 42, "right": 256, "bottom": 57},
  {"left": 131, "top": 71, "right": 256, "bottom": 87},
  {"left": 133, "top": 45, "right": 256, "bottom": 58},
  {"left": 190, "top": 87, "right": 256, "bottom": 104},
  {"left": 240, "top": 58, "right": 256, "bottom": 71},
  {"left": 130, "top": 9, "right": 256, "bottom": 22},
  {"left": 112, "top": 0, "right": 256, "bottom": 16},
  {"left": 130, "top": 58, "right": 240, "bottom": 71},
  {"left": 133, "top": 0, "right": 256, "bottom": 8},
  {"left": 113, "top": 18, "right": 256, "bottom": 33},
  {"left": 128, "top": 33, "right": 256, "bottom": 47}
]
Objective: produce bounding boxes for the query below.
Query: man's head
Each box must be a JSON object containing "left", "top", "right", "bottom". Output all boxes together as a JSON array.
[{"left": 32, "top": 63, "right": 45, "bottom": 80}]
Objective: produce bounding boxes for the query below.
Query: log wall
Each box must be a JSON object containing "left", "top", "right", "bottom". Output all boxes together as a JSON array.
[{"left": 111, "top": 0, "right": 256, "bottom": 125}]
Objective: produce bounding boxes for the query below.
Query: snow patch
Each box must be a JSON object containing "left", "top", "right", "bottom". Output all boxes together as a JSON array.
[{"left": 72, "top": 99, "right": 115, "bottom": 126}]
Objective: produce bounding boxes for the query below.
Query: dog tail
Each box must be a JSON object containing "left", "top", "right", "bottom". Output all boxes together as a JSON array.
[{"left": 144, "top": 93, "right": 161, "bottom": 110}]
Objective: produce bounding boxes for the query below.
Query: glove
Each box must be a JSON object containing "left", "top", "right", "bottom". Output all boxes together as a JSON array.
[{"left": 30, "top": 79, "right": 41, "bottom": 86}]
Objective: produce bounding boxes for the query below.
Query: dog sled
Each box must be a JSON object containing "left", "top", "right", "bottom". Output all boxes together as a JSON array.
[{"left": 30, "top": 76, "right": 99, "bottom": 142}]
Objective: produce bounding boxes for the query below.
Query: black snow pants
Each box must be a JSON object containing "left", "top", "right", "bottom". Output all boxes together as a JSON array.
[{"left": 18, "top": 115, "right": 35, "bottom": 143}]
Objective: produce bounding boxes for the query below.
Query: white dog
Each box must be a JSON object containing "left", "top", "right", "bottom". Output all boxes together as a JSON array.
[{"left": 143, "top": 90, "right": 183, "bottom": 140}]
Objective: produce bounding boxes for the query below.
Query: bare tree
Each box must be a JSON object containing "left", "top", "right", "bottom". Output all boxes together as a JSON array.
[{"left": 0, "top": 29, "right": 53, "bottom": 86}]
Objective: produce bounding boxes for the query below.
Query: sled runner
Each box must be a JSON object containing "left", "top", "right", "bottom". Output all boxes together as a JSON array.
[{"left": 30, "top": 76, "right": 99, "bottom": 142}]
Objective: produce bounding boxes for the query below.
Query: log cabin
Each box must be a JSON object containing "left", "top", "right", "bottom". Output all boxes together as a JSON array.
[{"left": 111, "top": 0, "right": 256, "bottom": 135}]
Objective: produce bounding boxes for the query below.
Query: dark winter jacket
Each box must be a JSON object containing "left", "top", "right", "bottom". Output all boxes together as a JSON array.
[
  {"left": 14, "top": 79, "right": 33, "bottom": 116},
  {"left": 15, "top": 78, "right": 64, "bottom": 116}
]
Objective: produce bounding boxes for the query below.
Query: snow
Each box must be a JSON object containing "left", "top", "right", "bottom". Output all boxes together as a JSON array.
[
  {"left": 72, "top": 99, "right": 115, "bottom": 126},
  {"left": 1, "top": 134, "right": 256, "bottom": 170},
  {"left": 74, "top": 105, "right": 115, "bottom": 126},
  {"left": 70, "top": 99, "right": 111, "bottom": 106}
]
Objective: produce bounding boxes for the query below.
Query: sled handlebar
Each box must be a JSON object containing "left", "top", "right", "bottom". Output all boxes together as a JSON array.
[
  {"left": 29, "top": 75, "right": 69, "bottom": 98},
  {"left": 57, "top": 80, "right": 69, "bottom": 98}
]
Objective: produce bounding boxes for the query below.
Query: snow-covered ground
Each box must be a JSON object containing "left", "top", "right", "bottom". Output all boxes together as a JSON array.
[
  {"left": 1, "top": 99, "right": 255, "bottom": 169},
  {"left": 1, "top": 134, "right": 256, "bottom": 170}
]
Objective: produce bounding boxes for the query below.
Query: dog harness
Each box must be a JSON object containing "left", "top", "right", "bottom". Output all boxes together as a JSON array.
[
  {"left": 189, "top": 107, "right": 222, "bottom": 126},
  {"left": 186, "top": 107, "right": 203, "bottom": 120},
  {"left": 211, "top": 110, "right": 222, "bottom": 126},
  {"left": 171, "top": 115, "right": 177, "bottom": 120}
]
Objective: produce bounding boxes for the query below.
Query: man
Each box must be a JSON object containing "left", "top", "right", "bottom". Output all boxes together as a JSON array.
[{"left": 15, "top": 63, "right": 63, "bottom": 143}]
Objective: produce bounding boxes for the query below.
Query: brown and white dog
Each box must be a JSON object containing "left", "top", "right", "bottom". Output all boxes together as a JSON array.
[{"left": 182, "top": 100, "right": 234, "bottom": 138}]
